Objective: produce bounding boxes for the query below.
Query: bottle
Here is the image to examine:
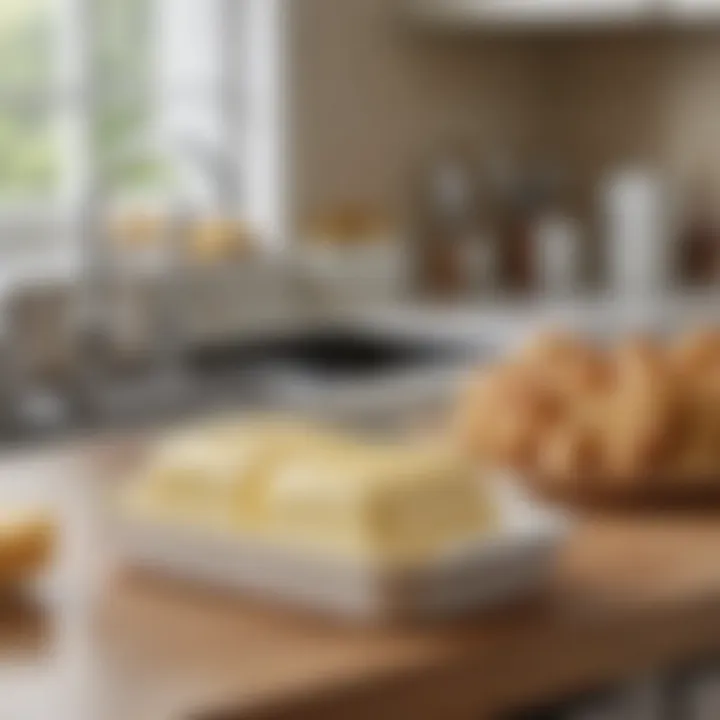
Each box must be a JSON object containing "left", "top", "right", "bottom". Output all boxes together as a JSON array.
[
  {"left": 677, "top": 178, "right": 720, "bottom": 287},
  {"left": 487, "top": 154, "right": 535, "bottom": 294},
  {"left": 461, "top": 226, "right": 499, "bottom": 298},
  {"left": 411, "top": 144, "right": 477, "bottom": 300},
  {"left": 532, "top": 166, "right": 583, "bottom": 296}
]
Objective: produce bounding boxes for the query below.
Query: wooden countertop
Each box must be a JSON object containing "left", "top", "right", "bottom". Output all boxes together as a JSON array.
[{"left": 6, "top": 440, "right": 720, "bottom": 719}]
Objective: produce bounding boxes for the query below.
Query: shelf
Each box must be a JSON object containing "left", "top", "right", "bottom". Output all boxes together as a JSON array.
[
  {"left": 669, "top": 0, "right": 720, "bottom": 21},
  {"left": 404, "top": 0, "right": 720, "bottom": 31}
]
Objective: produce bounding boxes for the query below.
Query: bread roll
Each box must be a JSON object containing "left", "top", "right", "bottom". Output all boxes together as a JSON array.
[
  {"left": 0, "top": 510, "right": 55, "bottom": 585},
  {"left": 672, "top": 328, "right": 720, "bottom": 376},
  {"left": 537, "top": 423, "right": 600, "bottom": 494},
  {"left": 519, "top": 330, "right": 587, "bottom": 366},
  {"left": 522, "top": 331, "right": 611, "bottom": 399},
  {"left": 453, "top": 327, "right": 720, "bottom": 502},
  {"left": 614, "top": 335, "right": 669, "bottom": 383}
]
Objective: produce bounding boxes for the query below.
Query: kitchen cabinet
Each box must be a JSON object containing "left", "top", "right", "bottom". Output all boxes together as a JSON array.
[{"left": 405, "top": 0, "right": 720, "bottom": 30}]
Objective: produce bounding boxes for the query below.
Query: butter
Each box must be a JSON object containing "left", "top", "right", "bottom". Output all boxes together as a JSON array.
[
  {"left": 128, "top": 419, "right": 362, "bottom": 530},
  {"left": 124, "top": 420, "right": 495, "bottom": 562},
  {"left": 268, "top": 445, "right": 492, "bottom": 561}
]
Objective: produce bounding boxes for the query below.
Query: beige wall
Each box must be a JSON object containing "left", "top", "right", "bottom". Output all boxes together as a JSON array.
[
  {"left": 287, "top": 0, "right": 539, "bottom": 228},
  {"left": 537, "top": 33, "right": 720, "bottom": 219},
  {"left": 287, "top": 3, "right": 720, "bottom": 231}
]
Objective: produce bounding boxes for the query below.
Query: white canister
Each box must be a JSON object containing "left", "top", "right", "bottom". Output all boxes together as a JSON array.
[{"left": 602, "top": 169, "right": 676, "bottom": 299}]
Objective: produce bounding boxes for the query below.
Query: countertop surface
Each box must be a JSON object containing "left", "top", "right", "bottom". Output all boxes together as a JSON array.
[
  {"left": 5, "top": 440, "right": 720, "bottom": 719},
  {"left": 348, "top": 290, "right": 720, "bottom": 346},
  {"left": 6, "top": 288, "right": 720, "bottom": 449}
]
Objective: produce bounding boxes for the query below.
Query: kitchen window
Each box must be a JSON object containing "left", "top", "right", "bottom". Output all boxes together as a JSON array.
[
  {"left": 0, "top": 0, "right": 284, "bottom": 260},
  {"left": 0, "top": 0, "right": 58, "bottom": 202}
]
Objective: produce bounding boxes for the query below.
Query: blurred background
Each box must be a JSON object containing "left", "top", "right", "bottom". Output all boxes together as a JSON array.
[
  {"left": 0, "top": 0, "right": 719, "bottom": 436},
  {"left": 3, "top": 1, "right": 720, "bottom": 719},
  {"left": 1, "top": 0, "right": 720, "bottom": 443}
]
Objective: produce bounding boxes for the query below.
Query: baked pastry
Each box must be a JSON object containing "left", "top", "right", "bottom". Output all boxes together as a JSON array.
[
  {"left": 112, "top": 212, "right": 164, "bottom": 249},
  {"left": 537, "top": 422, "right": 601, "bottom": 494},
  {"left": 0, "top": 510, "right": 56, "bottom": 586},
  {"left": 456, "top": 327, "right": 720, "bottom": 503},
  {"left": 192, "top": 218, "right": 256, "bottom": 263},
  {"left": 672, "top": 328, "right": 720, "bottom": 377}
]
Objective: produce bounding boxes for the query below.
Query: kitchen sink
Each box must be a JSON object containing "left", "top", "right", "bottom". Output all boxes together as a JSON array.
[
  {"left": 187, "top": 328, "right": 476, "bottom": 380},
  {"left": 186, "top": 327, "right": 484, "bottom": 425},
  {"left": 0, "top": 327, "right": 488, "bottom": 446}
]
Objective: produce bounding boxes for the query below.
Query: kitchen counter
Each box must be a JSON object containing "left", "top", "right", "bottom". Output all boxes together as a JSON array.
[
  {"left": 5, "top": 289, "right": 720, "bottom": 474},
  {"left": 8, "top": 439, "right": 720, "bottom": 719},
  {"left": 9, "top": 259, "right": 720, "bottom": 356},
  {"left": 348, "top": 290, "right": 720, "bottom": 347}
]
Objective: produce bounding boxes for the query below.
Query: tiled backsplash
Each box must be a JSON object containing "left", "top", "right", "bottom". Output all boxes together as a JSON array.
[{"left": 287, "top": 0, "right": 720, "bottom": 233}]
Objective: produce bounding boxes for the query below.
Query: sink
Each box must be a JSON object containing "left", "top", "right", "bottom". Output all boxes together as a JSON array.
[
  {"left": 188, "top": 328, "right": 476, "bottom": 380},
  {"left": 0, "top": 327, "right": 488, "bottom": 446},
  {"left": 186, "top": 328, "right": 484, "bottom": 424}
]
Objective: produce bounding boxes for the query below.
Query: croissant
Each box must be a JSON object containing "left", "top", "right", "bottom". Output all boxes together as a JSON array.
[{"left": 455, "top": 327, "right": 720, "bottom": 503}]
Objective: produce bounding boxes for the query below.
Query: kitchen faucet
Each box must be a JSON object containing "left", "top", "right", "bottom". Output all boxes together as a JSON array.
[{"left": 71, "top": 127, "right": 243, "bottom": 424}]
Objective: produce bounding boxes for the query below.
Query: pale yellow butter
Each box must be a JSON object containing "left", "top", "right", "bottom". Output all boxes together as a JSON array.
[
  {"left": 126, "top": 419, "right": 362, "bottom": 531},
  {"left": 268, "top": 445, "right": 492, "bottom": 562},
  {"left": 123, "top": 420, "right": 495, "bottom": 561}
]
